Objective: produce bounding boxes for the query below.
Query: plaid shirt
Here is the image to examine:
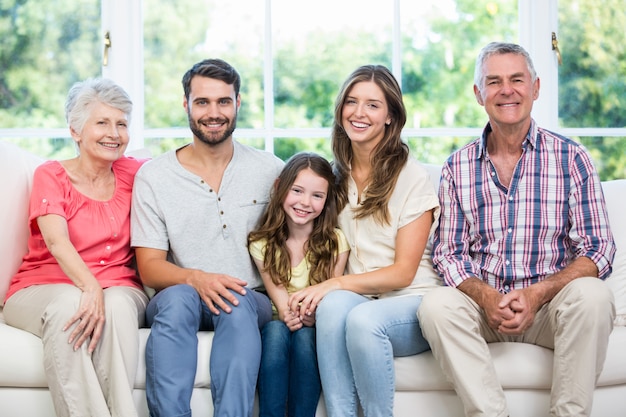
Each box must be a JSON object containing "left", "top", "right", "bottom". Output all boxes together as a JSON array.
[{"left": 433, "top": 120, "right": 615, "bottom": 292}]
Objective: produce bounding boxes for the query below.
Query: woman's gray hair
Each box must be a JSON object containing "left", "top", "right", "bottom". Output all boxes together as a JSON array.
[
  {"left": 65, "top": 78, "right": 133, "bottom": 134},
  {"left": 473, "top": 42, "right": 538, "bottom": 91}
]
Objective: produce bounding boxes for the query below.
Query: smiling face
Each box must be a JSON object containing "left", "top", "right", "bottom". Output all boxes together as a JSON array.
[
  {"left": 282, "top": 167, "right": 329, "bottom": 230},
  {"left": 341, "top": 80, "right": 392, "bottom": 149},
  {"left": 185, "top": 76, "right": 240, "bottom": 147},
  {"left": 474, "top": 53, "right": 540, "bottom": 131},
  {"left": 72, "top": 101, "right": 129, "bottom": 162}
]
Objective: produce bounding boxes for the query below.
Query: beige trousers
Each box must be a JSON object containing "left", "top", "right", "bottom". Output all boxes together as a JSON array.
[
  {"left": 4, "top": 284, "right": 148, "bottom": 417},
  {"left": 418, "top": 277, "right": 615, "bottom": 417}
]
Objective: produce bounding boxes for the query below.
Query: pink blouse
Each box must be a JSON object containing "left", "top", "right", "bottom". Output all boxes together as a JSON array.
[{"left": 5, "top": 157, "right": 146, "bottom": 301}]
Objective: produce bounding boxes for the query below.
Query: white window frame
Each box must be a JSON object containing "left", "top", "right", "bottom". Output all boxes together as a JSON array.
[
  {"left": 3, "top": 0, "right": 625, "bottom": 152},
  {"left": 101, "top": 0, "right": 144, "bottom": 151}
]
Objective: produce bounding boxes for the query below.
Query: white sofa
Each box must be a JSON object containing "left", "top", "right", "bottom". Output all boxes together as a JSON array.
[{"left": 1, "top": 140, "right": 624, "bottom": 417}]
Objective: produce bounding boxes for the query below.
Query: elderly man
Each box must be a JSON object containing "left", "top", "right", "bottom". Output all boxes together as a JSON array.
[{"left": 418, "top": 42, "right": 616, "bottom": 417}]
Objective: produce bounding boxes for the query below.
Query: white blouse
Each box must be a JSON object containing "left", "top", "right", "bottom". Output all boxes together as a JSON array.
[{"left": 340, "top": 157, "right": 442, "bottom": 297}]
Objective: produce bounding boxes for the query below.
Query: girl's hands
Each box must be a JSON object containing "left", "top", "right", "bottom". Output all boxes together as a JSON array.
[
  {"left": 299, "top": 307, "right": 316, "bottom": 327},
  {"left": 280, "top": 305, "right": 317, "bottom": 330},
  {"left": 63, "top": 284, "right": 105, "bottom": 353},
  {"left": 281, "top": 309, "right": 303, "bottom": 331}
]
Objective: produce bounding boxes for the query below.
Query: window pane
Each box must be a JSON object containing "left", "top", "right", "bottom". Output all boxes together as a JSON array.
[
  {"left": 558, "top": 0, "right": 626, "bottom": 180},
  {"left": 271, "top": 0, "right": 393, "bottom": 129},
  {"left": 401, "top": 0, "right": 518, "bottom": 129},
  {"left": 577, "top": 136, "right": 626, "bottom": 181},
  {"left": 558, "top": 0, "right": 626, "bottom": 129},
  {"left": 273, "top": 137, "right": 333, "bottom": 162},
  {"left": 407, "top": 136, "right": 476, "bottom": 165},
  {"left": 3, "top": 137, "right": 76, "bottom": 159},
  {"left": 0, "top": 0, "right": 101, "bottom": 157},
  {"left": 143, "top": 0, "right": 265, "bottom": 131}
]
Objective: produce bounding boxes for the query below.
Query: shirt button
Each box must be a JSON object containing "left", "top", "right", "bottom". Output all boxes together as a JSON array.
[
  {"left": 223, "top": 224, "right": 227, "bottom": 229},
  {"left": 507, "top": 228, "right": 512, "bottom": 233},
  {"left": 509, "top": 196, "right": 513, "bottom": 201},
  {"left": 100, "top": 260, "right": 105, "bottom": 265},
  {"left": 505, "top": 260, "right": 510, "bottom": 266},
  {"left": 42, "top": 198, "right": 47, "bottom": 203},
  {"left": 106, "top": 245, "right": 111, "bottom": 250}
]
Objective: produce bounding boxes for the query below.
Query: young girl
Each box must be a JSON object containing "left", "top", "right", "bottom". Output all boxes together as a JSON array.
[{"left": 248, "top": 152, "right": 349, "bottom": 417}]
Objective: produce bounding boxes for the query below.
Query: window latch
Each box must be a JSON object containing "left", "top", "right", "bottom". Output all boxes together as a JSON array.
[
  {"left": 551, "top": 32, "right": 562, "bottom": 66},
  {"left": 103, "top": 31, "right": 112, "bottom": 66}
]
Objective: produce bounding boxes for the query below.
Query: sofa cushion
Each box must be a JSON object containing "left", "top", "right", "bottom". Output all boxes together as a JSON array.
[
  {"left": 598, "top": 326, "right": 626, "bottom": 385},
  {"left": 395, "top": 342, "right": 554, "bottom": 391},
  {"left": 394, "top": 327, "right": 626, "bottom": 391},
  {"left": 0, "top": 142, "right": 44, "bottom": 306},
  {"left": 0, "top": 315, "right": 216, "bottom": 390},
  {"left": 602, "top": 180, "right": 626, "bottom": 325},
  {"left": 0, "top": 310, "right": 47, "bottom": 387}
]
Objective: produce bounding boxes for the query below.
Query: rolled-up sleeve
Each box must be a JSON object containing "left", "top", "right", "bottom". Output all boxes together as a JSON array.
[{"left": 568, "top": 150, "right": 615, "bottom": 279}]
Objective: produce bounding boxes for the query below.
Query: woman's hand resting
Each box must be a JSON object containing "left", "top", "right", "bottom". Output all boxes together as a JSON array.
[
  {"left": 63, "top": 284, "right": 105, "bottom": 353},
  {"left": 288, "top": 278, "right": 342, "bottom": 321}
]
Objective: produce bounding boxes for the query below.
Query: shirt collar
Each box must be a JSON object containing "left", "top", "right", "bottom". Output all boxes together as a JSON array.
[{"left": 477, "top": 118, "right": 538, "bottom": 159}]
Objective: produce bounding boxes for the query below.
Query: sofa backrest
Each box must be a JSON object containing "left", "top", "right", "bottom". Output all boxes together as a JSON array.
[
  {"left": 0, "top": 142, "right": 44, "bottom": 306},
  {"left": 601, "top": 179, "right": 626, "bottom": 325},
  {"left": 0, "top": 149, "right": 623, "bottom": 325},
  {"left": 422, "top": 163, "right": 443, "bottom": 191}
]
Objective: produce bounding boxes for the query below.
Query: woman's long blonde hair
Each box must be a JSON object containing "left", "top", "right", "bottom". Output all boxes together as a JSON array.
[
  {"left": 249, "top": 152, "right": 340, "bottom": 287},
  {"left": 332, "top": 64, "right": 408, "bottom": 225}
]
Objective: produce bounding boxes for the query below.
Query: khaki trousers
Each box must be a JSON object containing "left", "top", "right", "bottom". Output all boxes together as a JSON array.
[
  {"left": 4, "top": 284, "right": 148, "bottom": 417},
  {"left": 418, "top": 278, "right": 615, "bottom": 417}
]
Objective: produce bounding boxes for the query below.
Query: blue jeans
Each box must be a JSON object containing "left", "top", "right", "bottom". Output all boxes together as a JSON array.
[
  {"left": 144, "top": 284, "right": 272, "bottom": 417},
  {"left": 316, "top": 290, "right": 430, "bottom": 417},
  {"left": 258, "top": 320, "right": 321, "bottom": 417}
]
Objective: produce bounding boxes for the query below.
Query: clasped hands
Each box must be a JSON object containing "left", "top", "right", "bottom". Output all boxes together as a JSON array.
[
  {"left": 486, "top": 287, "right": 541, "bottom": 335},
  {"left": 280, "top": 307, "right": 316, "bottom": 331}
]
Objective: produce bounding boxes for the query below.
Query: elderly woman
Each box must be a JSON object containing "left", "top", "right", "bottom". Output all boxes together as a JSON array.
[{"left": 3, "top": 78, "right": 148, "bottom": 417}]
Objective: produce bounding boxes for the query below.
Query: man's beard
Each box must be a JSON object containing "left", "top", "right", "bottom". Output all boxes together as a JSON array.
[{"left": 189, "top": 113, "right": 237, "bottom": 147}]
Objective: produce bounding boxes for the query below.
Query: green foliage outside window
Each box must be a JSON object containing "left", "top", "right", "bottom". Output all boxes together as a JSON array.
[{"left": 0, "top": 0, "right": 624, "bottom": 179}]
